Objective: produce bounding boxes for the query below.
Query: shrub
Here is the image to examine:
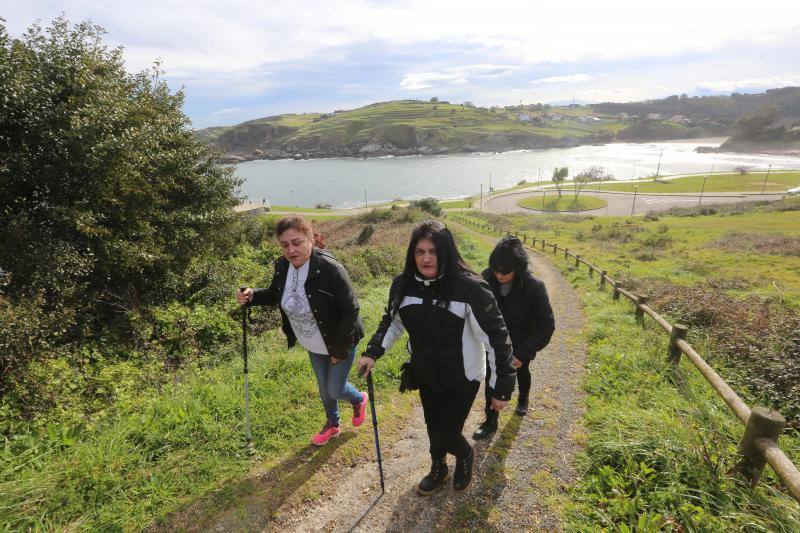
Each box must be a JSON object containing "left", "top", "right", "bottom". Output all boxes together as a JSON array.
[
  {"left": 409, "top": 197, "right": 443, "bottom": 216},
  {"left": 356, "top": 225, "right": 375, "bottom": 245}
]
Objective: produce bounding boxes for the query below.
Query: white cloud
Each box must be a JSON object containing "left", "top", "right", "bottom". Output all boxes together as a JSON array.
[
  {"left": 8, "top": 1, "right": 799, "bottom": 78},
  {"left": 400, "top": 64, "right": 517, "bottom": 90},
  {"left": 210, "top": 106, "right": 244, "bottom": 117},
  {"left": 697, "top": 74, "right": 800, "bottom": 93},
  {"left": 530, "top": 73, "right": 597, "bottom": 85}
]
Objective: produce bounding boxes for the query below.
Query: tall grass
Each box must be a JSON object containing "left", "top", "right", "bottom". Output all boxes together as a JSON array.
[
  {"left": 0, "top": 284, "right": 407, "bottom": 530},
  {"left": 557, "top": 264, "right": 800, "bottom": 530}
]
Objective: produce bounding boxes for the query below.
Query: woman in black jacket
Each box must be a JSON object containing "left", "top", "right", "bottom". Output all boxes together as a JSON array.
[
  {"left": 473, "top": 236, "right": 555, "bottom": 440},
  {"left": 237, "top": 216, "right": 367, "bottom": 446},
  {"left": 358, "top": 221, "right": 516, "bottom": 495}
]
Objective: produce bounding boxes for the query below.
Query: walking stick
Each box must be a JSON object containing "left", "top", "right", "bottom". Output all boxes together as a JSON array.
[
  {"left": 364, "top": 371, "right": 386, "bottom": 493},
  {"left": 240, "top": 288, "right": 253, "bottom": 450}
]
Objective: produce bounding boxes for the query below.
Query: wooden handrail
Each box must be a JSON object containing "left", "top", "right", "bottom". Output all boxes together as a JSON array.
[
  {"left": 676, "top": 339, "right": 751, "bottom": 425},
  {"left": 640, "top": 304, "right": 672, "bottom": 334},
  {"left": 756, "top": 438, "right": 800, "bottom": 502}
]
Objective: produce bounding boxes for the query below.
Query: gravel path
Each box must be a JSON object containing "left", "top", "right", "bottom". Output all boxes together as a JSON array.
[{"left": 197, "top": 225, "right": 587, "bottom": 532}]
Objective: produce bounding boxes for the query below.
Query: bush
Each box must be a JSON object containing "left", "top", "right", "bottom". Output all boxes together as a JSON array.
[
  {"left": 409, "top": 197, "right": 443, "bottom": 216},
  {"left": 356, "top": 225, "right": 375, "bottom": 245}
]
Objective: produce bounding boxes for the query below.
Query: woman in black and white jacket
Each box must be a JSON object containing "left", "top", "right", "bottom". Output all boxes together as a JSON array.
[{"left": 358, "top": 220, "right": 516, "bottom": 495}]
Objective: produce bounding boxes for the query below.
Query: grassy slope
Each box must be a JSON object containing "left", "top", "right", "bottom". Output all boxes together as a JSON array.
[
  {"left": 464, "top": 199, "right": 800, "bottom": 306},
  {"left": 562, "top": 266, "right": 800, "bottom": 530},
  {"left": 198, "top": 100, "right": 626, "bottom": 154},
  {"left": 453, "top": 212, "right": 800, "bottom": 529},
  {"left": 1, "top": 282, "right": 414, "bottom": 530}
]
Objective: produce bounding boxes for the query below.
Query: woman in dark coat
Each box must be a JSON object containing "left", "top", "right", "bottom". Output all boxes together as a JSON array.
[
  {"left": 473, "top": 236, "right": 555, "bottom": 439},
  {"left": 358, "top": 221, "right": 516, "bottom": 494}
]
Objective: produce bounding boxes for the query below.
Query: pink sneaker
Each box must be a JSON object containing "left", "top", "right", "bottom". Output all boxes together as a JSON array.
[
  {"left": 311, "top": 421, "right": 340, "bottom": 446},
  {"left": 352, "top": 392, "right": 368, "bottom": 427}
]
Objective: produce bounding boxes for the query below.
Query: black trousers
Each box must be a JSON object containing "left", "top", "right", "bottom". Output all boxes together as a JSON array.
[
  {"left": 419, "top": 381, "right": 480, "bottom": 459},
  {"left": 484, "top": 359, "right": 531, "bottom": 414}
]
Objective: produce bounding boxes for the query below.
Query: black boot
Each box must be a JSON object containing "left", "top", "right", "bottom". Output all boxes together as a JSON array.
[
  {"left": 453, "top": 444, "right": 474, "bottom": 491},
  {"left": 515, "top": 395, "right": 529, "bottom": 416},
  {"left": 417, "top": 455, "right": 449, "bottom": 495},
  {"left": 472, "top": 410, "right": 498, "bottom": 440}
]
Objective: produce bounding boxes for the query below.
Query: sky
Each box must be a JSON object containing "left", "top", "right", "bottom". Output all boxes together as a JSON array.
[{"left": 4, "top": 0, "right": 800, "bottom": 129}]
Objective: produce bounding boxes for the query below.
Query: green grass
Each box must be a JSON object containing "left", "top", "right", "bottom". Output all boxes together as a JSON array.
[
  {"left": 440, "top": 198, "right": 474, "bottom": 209},
  {"left": 558, "top": 261, "right": 800, "bottom": 530},
  {"left": 459, "top": 198, "right": 800, "bottom": 307},
  {"left": 0, "top": 282, "right": 409, "bottom": 530},
  {"left": 518, "top": 194, "right": 608, "bottom": 212},
  {"left": 452, "top": 216, "right": 800, "bottom": 529},
  {"left": 268, "top": 205, "right": 334, "bottom": 213},
  {"left": 586, "top": 171, "right": 800, "bottom": 194}
]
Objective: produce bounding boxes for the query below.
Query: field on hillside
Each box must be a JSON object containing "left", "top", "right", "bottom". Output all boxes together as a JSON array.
[{"left": 459, "top": 197, "right": 800, "bottom": 428}]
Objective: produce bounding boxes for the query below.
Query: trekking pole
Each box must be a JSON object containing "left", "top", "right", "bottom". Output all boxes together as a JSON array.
[
  {"left": 363, "top": 370, "right": 385, "bottom": 493},
  {"left": 240, "top": 288, "right": 253, "bottom": 450}
]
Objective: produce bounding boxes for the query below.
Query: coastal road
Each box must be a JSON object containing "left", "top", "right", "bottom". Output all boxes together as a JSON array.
[{"left": 484, "top": 189, "right": 790, "bottom": 216}]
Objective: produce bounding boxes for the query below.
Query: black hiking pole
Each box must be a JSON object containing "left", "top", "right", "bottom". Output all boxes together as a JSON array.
[
  {"left": 240, "top": 288, "right": 254, "bottom": 452},
  {"left": 363, "top": 370, "right": 385, "bottom": 493}
]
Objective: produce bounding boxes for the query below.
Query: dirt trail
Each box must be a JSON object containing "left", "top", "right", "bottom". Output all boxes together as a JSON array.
[{"left": 198, "top": 225, "right": 587, "bottom": 532}]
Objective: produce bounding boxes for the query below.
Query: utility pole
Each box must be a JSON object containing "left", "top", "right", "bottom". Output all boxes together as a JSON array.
[
  {"left": 290, "top": 189, "right": 294, "bottom": 207},
  {"left": 761, "top": 164, "right": 772, "bottom": 194},
  {"left": 631, "top": 185, "right": 639, "bottom": 216},
  {"left": 699, "top": 175, "right": 708, "bottom": 206},
  {"left": 541, "top": 189, "right": 546, "bottom": 211},
  {"left": 655, "top": 151, "right": 663, "bottom": 180},
  {"left": 480, "top": 183, "right": 483, "bottom": 211},
  {"left": 489, "top": 172, "right": 492, "bottom": 192},
  {"left": 364, "top": 189, "right": 368, "bottom": 213}
]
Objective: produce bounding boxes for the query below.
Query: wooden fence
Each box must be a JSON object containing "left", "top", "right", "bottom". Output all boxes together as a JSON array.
[{"left": 455, "top": 216, "right": 800, "bottom": 503}]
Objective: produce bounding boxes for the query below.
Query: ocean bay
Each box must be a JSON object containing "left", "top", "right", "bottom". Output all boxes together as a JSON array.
[{"left": 234, "top": 140, "right": 800, "bottom": 208}]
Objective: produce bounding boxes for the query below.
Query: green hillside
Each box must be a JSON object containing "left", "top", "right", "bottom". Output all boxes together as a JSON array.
[{"left": 197, "top": 100, "right": 621, "bottom": 161}]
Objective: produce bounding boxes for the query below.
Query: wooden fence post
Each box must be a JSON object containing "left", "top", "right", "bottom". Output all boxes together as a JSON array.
[
  {"left": 531, "top": 237, "right": 536, "bottom": 246},
  {"left": 588, "top": 264, "right": 593, "bottom": 277},
  {"left": 552, "top": 243, "right": 558, "bottom": 255},
  {"left": 522, "top": 234, "right": 527, "bottom": 244},
  {"left": 575, "top": 255, "right": 580, "bottom": 267},
  {"left": 541, "top": 239, "right": 546, "bottom": 251},
  {"left": 635, "top": 294, "right": 648, "bottom": 323},
  {"left": 734, "top": 407, "right": 786, "bottom": 486},
  {"left": 564, "top": 248, "right": 569, "bottom": 259},
  {"left": 600, "top": 270, "right": 607, "bottom": 290},
  {"left": 668, "top": 324, "right": 688, "bottom": 365},
  {"left": 612, "top": 282, "right": 621, "bottom": 300}
]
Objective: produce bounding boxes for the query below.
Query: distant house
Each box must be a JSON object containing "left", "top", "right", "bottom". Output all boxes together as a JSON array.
[
  {"left": 669, "top": 115, "right": 692, "bottom": 124},
  {"left": 517, "top": 113, "right": 531, "bottom": 122},
  {"left": 616, "top": 113, "right": 630, "bottom": 120},
  {"left": 647, "top": 113, "right": 663, "bottom": 120}
]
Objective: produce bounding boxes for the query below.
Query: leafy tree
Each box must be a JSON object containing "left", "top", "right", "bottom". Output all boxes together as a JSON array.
[
  {"left": 732, "top": 106, "right": 778, "bottom": 136},
  {"left": 552, "top": 167, "right": 568, "bottom": 198},
  {"left": 573, "top": 166, "right": 611, "bottom": 198},
  {"left": 0, "top": 18, "right": 241, "bottom": 342}
]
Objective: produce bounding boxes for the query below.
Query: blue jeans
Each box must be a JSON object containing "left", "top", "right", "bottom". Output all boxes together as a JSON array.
[{"left": 308, "top": 347, "right": 362, "bottom": 425}]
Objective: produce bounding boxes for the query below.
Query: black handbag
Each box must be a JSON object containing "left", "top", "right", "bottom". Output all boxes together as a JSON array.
[
  {"left": 398, "top": 304, "right": 439, "bottom": 393},
  {"left": 399, "top": 359, "right": 417, "bottom": 392}
]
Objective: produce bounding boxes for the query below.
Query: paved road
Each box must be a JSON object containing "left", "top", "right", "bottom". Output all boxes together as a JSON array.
[{"left": 484, "top": 189, "right": 790, "bottom": 216}]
